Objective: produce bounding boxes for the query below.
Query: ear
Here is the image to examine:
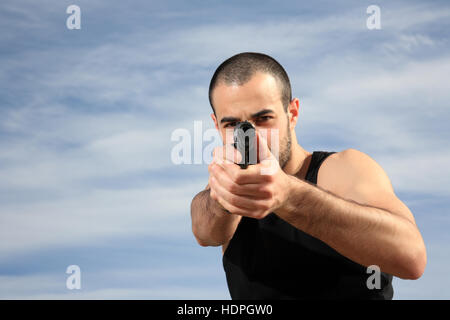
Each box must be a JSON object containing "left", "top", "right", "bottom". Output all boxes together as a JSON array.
[
  {"left": 211, "top": 113, "right": 219, "bottom": 130},
  {"left": 287, "top": 98, "right": 300, "bottom": 129}
]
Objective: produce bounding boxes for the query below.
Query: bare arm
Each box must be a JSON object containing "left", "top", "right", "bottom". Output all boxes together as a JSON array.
[
  {"left": 204, "top": 135, "right": 426, "bottom": 279},
  {"left": 190, "top": 184, "right": 242, "bottom": 247},
  {"left": 275, "top": 149, "right": 427, "bottom": 280}
]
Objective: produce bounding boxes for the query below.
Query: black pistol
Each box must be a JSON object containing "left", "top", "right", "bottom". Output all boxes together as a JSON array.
[{"left": 233, "top": 121, "right": 257, "bottom": 169}]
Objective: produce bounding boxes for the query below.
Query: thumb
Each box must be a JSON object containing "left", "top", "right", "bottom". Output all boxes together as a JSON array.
[
  {"left": 256, "top": 130, "right": 280, "bottom": 176},
  {"left": 256, "top": 130, "right": 275, "bottom": 162}
]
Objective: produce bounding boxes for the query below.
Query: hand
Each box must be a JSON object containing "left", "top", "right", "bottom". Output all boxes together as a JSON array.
[{"left": 208, "top": 131, "right": 291, "bottom": 219}]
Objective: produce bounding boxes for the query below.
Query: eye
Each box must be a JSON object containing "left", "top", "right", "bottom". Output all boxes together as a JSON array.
[{"left": 224, "top": 122, "right": 237, "bottom": 128}]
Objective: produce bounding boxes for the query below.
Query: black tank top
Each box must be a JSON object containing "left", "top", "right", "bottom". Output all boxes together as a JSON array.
[{"left": 222, "top": 151, "right": 393, "bottom": 299}]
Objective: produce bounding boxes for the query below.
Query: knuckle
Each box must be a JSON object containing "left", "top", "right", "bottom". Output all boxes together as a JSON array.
[
  {"left": 234, "top": 174, "right": 245, "bottom": 184},
  {"left": 257, "top": 201, "right": 270, "bottom": 212},
  {"left": 258, "top": 187, "right": 271, "bottom": 198},
  {"left": 228, "top": 195, "right": 240, "bottom": 207},
  {"left": 254, "top": 185, "right": 271, "bottom": 199},
  {"left": 264, "top": 174, "right": 275, "bottom": 182},
  {"left": 266, "top": 186, "right": 275, "bottom": 197},
  {"left": 230, "top": 172, "right": 239, "bottom": 184},
  {"left": 228, "top": 182, "right": 241, "bottom": 194}
]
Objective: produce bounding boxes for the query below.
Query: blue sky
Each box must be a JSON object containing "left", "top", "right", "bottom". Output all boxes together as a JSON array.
[{"left": 0, "top": 0, "right": 449, "bottom": 299}]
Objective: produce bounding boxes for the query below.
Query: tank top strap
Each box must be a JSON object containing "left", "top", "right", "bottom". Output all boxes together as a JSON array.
[{"left": 304, "top": 151, "right": 336, "bottom": 184}]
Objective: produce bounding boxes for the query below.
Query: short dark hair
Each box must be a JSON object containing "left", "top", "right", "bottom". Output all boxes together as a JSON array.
[{"left": 208, "top": 52, "right": 292, "bottom": 114}]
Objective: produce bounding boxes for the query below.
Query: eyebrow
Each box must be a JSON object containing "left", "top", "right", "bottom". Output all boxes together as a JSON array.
[
  {"left": 220, "top": 109, "right": 275, "bottom": 124},
  {"left": 250, "top": 109, "right": 274, "bottom": 118},
  {"left": 220, "top": 116, "right": 240, "bottom": 124}
]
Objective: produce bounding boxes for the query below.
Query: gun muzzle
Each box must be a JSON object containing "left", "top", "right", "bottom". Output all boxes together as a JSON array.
[{"left": 233, "top": 121, "right": 257, "bottom": 169}]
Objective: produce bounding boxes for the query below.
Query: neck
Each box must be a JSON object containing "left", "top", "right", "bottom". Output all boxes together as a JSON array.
[{"left": 282, "top": 136, "right": 311, "bottom": 178}]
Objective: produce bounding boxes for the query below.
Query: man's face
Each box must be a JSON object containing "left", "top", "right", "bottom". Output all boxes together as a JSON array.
[{"left": 211, "top": 72, "right": 292, "bottom": 168}]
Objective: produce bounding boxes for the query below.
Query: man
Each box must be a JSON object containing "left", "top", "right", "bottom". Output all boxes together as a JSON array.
[{"left": 190, "top": 52, "right": 426, "bottom": 299}]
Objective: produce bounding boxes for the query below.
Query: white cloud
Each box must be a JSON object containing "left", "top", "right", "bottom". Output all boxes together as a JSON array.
[
  {"left": 382, "top": 4, "right": 450, "bottom": 31},
  {"left": 1, "top": 0, "right": 450, "bottom": 299},
  {"left": 376, "top": 151, "right": 450, "bottom": 196},
  {"left": 0, "top": 181, "right": 206, "bottom": 257},
  {"left": 320, "top": 58, "right": 450, "bottom": 106}
]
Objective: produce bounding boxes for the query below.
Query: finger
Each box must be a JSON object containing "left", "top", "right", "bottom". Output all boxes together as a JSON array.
[
  {"left": 210, "top": 177, "right": 268, "bottom": 218},
  {"left": 217, "top": 197, "right": 247, "bottom": 216},
  {"left": 209, "top": 163, "right": 272, "bottom": 198},
  {"left": 213, "top": 145, "right": 242, "bottom": 166},
  {"left": 225, "top": 143, "right": 242, "bottom": 164},
  {"left": 212, "top": 146, "right": 224, "bottom": 165},
  {"left": 211, "top": 184, "right": 271, "bottom": 219},
  {"left": 221, "top": 161, "right": 274, "bottom": 185},
  {"left": 256, "top": 129, "right": 276, "bottom": 162},
  {"left": 211, "top": 176, "right": 269, "bottom": 211},
  {"left": 209, "top": 176, "right": 246, "bottom": 215},
  {"left": 255, "top": 130, "right": 282, "bottom": 176}
]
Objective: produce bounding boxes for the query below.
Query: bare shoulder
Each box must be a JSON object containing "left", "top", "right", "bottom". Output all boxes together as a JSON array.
[
  {"left": 317, "top": 148, "right": 417, "bottom": 224},
  {"left": 317, "top": 148, "right": 394, "bottom": 197}
]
